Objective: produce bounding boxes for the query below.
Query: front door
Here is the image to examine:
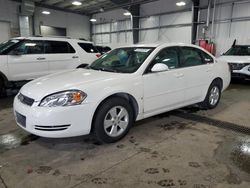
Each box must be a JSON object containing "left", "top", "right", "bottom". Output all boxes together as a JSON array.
[
  {"left": 7, "top": 40, "right": 48, "bottom": 81},
  {"left": 143, "top": 47, "right": 186, "bottom": 117}
]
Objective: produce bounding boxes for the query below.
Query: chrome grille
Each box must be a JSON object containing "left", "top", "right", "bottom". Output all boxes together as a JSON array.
[
  {"left": 34, "top": 125, "right": 70, "bottom": 131},
  {"left": 228, "top": 63, "right": 250, "bottom": 70},
  {"left": 18, "top": 93, "right": 35, "bottom": 106}
]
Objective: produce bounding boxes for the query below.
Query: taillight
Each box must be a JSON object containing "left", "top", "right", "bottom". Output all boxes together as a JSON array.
[{"left": 96, "top": 53, "right": 101, "bottom": 58}]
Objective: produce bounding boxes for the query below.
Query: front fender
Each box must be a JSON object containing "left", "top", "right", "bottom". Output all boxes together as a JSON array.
[{"left": 83, "top": 77, "right": 144, "bottom": 123}]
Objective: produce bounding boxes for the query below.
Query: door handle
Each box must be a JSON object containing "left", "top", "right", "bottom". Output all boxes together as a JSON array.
[
  {"left": 72, "top": 56, "right": 79, "bottom": 59},
  {"left": 37, "top": 57, "right": 46, "bottom": 60},
  {"left": 206, "top": 68, "right": 212, "bottom": 72},
  {"left": 174, "top": 73, "right": 184, "bottom": 78}
]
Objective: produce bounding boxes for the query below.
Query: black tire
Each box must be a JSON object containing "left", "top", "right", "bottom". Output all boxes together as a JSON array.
[
  {"left": 0, "top": 79, "right": 6, "bottom": 97},
  {"left": 93, "top": 97, "right": 134, "bottom": 143},
  {"left": 200, "top": 81, "right": 222, "bottom": 110}
]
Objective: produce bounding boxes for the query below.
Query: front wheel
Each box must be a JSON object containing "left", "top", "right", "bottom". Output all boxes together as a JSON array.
[
  {"left": 200, "top": 81, "right": 221, "bottom": 109},
  {"left": 93, "top": 97, "right": 134, "bottom": 143}
]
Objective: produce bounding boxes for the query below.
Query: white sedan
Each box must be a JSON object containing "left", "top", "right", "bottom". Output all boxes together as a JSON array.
[{"left": 13, "top": 43, "right": 231, "bottom": 143}]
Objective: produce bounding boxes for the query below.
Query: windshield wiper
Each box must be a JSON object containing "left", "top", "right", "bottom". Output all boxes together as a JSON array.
[{"left": 90, "top": 67, "right": 118, "bottom": 73}]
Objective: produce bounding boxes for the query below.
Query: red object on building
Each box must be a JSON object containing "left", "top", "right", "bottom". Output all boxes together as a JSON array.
[{"left": 198, "top": 39, "right": 216, "bottom": 55}]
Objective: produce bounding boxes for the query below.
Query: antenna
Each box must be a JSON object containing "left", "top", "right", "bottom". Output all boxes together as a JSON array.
[{"left": 232, "top": 39, "right": 236, "bottom": 47}]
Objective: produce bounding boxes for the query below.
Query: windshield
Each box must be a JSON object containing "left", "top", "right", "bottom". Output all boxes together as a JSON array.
[
  {"left": 89, "top": 47, "right": 155, "bottom": 73},
  {"left": 224, "top": 46, "right": 250, "bottom": 56},
  {"left": 0, "top": 39, "right": 21, "bottom": 54}
]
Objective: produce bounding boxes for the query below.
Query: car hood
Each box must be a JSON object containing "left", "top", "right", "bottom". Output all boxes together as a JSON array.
[
  {"left": 219, "top": 55, "right": 250, "bottom": 63},
  {"left": 20, "top": 69, "right": 126, "bottom": 101}
]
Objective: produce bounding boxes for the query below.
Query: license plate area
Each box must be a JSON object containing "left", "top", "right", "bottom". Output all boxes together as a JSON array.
[{"left": 16, "top": 111, "right": 26, "bottom": 128}]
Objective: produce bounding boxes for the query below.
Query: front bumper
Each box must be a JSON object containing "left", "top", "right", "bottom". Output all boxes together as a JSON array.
[
  {"left": 231, "top": 65, "right": 250, "bottom": 78},
  {"left": 13, "top": 96, "right": 96, "bottom": 138}
]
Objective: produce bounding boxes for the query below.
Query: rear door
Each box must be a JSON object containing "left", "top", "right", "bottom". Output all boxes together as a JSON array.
[
  {"left": 7, "top": 40, "right": 49, "bottom": 81},
  {"left": 179, "top": 47, "right": 214, "bottom": 103},
  {"left": 45, "top": 40, "right": 79, "bottom": 74},
  {"left": 78, "top": 42, "right": 99, "bottom": 64}
]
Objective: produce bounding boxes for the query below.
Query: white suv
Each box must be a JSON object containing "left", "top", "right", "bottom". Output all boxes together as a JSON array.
[
  {"left": 14, "top": 43, "right": 231, "bottom": 143},
  {"left": 0, "top": 37, "right": 99, "bottom": 94},
  {"left": 219, "top": 45, "right": 250, "bottom": 79}
]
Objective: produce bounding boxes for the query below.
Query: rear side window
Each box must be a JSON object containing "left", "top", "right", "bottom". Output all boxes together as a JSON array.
[
  {"left": 44, "top": 41, "right": 75, "bottom": 54},
  {"left": 78, "top": 43, "right": 98, "bottom": 53},
  {"left": 180, "top": 47, "right": 205, "bottom": 67}
]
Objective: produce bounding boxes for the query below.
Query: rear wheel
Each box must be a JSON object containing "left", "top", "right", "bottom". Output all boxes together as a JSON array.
[
  {"left": 93, "top": 97, "right": 134, "bottom": 143},
  {"left": 0, "top": 79, "right": 6, "bottom": 97},
  {"left": 200, "top": 81, "right": 221, "bottom": 109}
]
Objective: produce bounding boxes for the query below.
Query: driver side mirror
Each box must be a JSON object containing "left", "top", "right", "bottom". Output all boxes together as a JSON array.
[{"left": 151, "top": 63, "right": 169, "bottom": 72}]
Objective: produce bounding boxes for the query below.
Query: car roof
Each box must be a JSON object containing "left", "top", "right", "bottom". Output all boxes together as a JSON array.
[
  {"left": 118, "top": 42, "right": 201, "bottom": 49},
  {"left": 11, "top": 37, "right": 93, "bottom": 43},
  {"left": 233, "top": 45, "right": 250, "bottom": 47}
]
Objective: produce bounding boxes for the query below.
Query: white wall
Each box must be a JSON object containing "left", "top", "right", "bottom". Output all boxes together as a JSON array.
[
  {"left": 34, "top": 7, "right": 90, "bottom": 40},
  {"left": 92, "top": 0, "right": 193, "bottom": 47},
  {"left": 139, "top": 11, "right": 192, "bottom": 44},
  {"left": 0, "top": 0, "right": 20, "bottom": 37},
  {"left": 198, "top": 0, "right": 250, "bottom": 56},
  {"left": 93, "top": 19, "right": 133, "bottom": 48},
  {"left": 19, "top": 16, "right": 31, "bottom": 37},
  {"left": 94, "top": 9, "right": 127, "bottom": 23},
  {"left": 0, "top": 0, "right": 90, "bottom": 40},
  {"left": 140, "top": 0, "right": 192, "bottom": 16},
  {"left": 0, "top": 22, "right": 11, "bottom": 43}
]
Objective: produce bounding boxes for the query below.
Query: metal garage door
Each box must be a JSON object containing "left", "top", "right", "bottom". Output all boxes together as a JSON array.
[{"left": 0, "top": 21, "right": 10, "bottom": 43}]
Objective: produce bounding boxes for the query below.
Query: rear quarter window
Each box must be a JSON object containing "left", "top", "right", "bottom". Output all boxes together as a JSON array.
[
  {"left": 44, "top": 41, "right": 75, "bottom": 54},
  {"left": 78, "top": 43, "right": 98, "bottom": 53}
]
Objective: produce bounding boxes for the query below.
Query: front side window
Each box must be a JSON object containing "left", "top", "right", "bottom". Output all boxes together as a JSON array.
[
  {"left": 150, "top": 47, "right": 179, "bottom": 70},
  {"left": 45, "top": 41, "right": 75, "bottom": 54},
  {"left": 78, "top": 43, "right": 98, "bottom": 53},
  {"left": 201, "top": 50, "right": 214, "bottom": 63},
  {"left": 89, "top": 47, "right": 155, "bottom": 73},
  {"left": 224, "top": 46, "right": 250, "bottom": 56},
  {"left": 0, "top": 39, "right": 21, "bottom": 55},
  {"left": 180, "top": 47, "right": 204, "bottom": 67},
  {"left": 9, "top": 40, "right": 44, "bottom": 55}
]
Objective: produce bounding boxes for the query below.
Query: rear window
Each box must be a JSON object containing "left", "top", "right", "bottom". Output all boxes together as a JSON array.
[
  {"left": 78, "top": 43, "right": 98, "bottom": 53},
  {"left": 44, "top": 41, "right": 75, "bottom": 54},
  {"left": 95, "top": 46, "right": 112, "bottom": 54}
]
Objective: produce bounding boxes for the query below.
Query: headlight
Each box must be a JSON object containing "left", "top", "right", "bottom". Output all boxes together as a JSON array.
[{"left": 39, "top": 90, "right": 87, "bottom": 107}]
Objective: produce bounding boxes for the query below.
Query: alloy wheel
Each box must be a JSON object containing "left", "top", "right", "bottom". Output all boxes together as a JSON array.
[
  {"left": 209, "top": 86, "right": 220, "bottom": 106},
  {"left": 104, "top": 106, "right": 129, "bottom": 137}
]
